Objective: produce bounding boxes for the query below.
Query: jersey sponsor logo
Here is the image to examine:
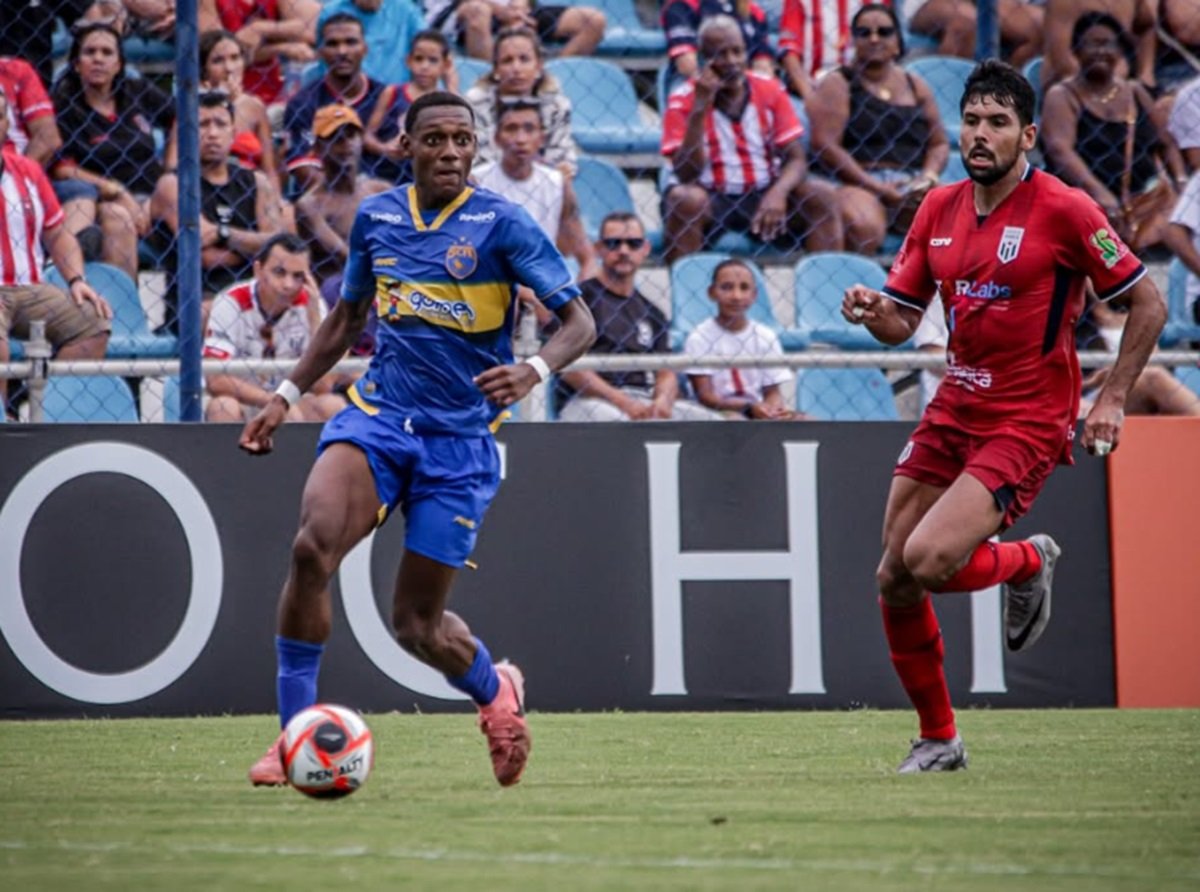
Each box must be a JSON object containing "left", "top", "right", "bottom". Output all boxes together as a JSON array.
[
  {"left": 369, "top": 212, "right": 406, "bottom": 224},
  {"left": 406, "top": 289, "right": 477, "bottom": 324},
  {"left": 446, "top": 241, "right": 478, "bottom": 279},
  {"left": 954, "top": 279, "right": 1011, "bottom": 299},
  {"left": 457, "top": 211, "right": 496, "bottom": 223},
  {"left": 929, "top": 237, "right": 953, "bottom": 247},
  {"left": 1088, "top": 227, "right": 1126, "bottom": 269},
  {"left": 997, "top": 226, "right": 1024, "bottom": 264},
  {"left": 946, "top": 351, "right": 993, "bottom": 390},
  {"left": 376, "top": 257, "right": 398, "bottom": 267}
]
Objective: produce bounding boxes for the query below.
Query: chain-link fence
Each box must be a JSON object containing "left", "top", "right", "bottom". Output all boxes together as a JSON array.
[{"left": 1, "top": 0, "right": 1198, "bottom": 425}]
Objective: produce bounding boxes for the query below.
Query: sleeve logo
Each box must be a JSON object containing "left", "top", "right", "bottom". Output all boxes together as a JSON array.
[{"left": 1088, "top": 228, "right": 1125, "bottom": 269}]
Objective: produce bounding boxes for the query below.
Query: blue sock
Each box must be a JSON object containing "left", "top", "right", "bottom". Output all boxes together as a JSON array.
[
  {"left": 276, "top": 635, "right": 324, "bottom": 729},
  {"left": 447, "top": 637, "right": 500, "bottom": 706}
]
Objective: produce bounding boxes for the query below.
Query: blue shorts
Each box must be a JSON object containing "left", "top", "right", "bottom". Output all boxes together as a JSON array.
[{"left": 316, "top": 406, "right": 501, "bottom": 567}]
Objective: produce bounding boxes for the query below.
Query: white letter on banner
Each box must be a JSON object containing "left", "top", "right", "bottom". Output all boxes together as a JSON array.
[
  {"left": 646, "top": 442, "right": 824, "bottom": 695},
  {"left": 970, "top": 582, "right": 1007, "bottom": 693}
]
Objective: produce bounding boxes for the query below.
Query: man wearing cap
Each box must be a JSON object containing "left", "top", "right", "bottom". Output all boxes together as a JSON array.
[
  {"left": 152, "top": 91, "right": 288, "bottom": 306},
  {"left": 295, "top": 104, "right": 391, "bottom": 355},
  {"left": 284, "top": 12, "right": 406, "bottom": 193}
]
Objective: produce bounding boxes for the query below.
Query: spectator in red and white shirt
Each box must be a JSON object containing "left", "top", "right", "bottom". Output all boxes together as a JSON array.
[
  {"left": 0, "top": 57, "right": 62, "bottom": 168},
  {"left": 661, "top": 15, "right": 844, "bottom": 262},
  {"left": 202, "top": 233, "right": 345, "bottom": 422},
  {"left": 198, "top": 0, "right": 323, "bottom": 106},
  {"left": 0, "top": 88, "right": 112, "bottom": 409},
  {"left": 779, "top": 0, "right": 882, "bottom": 101}
]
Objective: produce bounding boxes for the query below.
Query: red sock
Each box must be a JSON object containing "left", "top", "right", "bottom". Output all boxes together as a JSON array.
[
  {"left": 880, "top": 597, "right": 956, "bottom": 740},
  {"left": 934, "top": 540, "right": 1042, "bottom": 593}
]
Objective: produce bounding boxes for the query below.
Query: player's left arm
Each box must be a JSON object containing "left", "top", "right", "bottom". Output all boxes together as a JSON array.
[{"left": 1082, "top": 275, "right": 1167, "bottom": 455}]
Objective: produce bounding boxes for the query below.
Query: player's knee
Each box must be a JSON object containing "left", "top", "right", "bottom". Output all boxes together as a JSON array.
[
  {"left": 902, "top": 537, "right": 956, "bottom": 590},
  {"left": 876, "top": 555, "right": 921, "bottom": 605},
  {"left": 290, "top": 524, "right": 340, "bottom": 583}
]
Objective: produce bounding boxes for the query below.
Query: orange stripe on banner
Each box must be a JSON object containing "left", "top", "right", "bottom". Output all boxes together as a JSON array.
[{"left": 1108, "top": 417, "right": 1200, "bottom": 707}]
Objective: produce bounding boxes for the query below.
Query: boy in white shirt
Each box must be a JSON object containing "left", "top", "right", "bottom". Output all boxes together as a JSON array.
[{"left": 685, "top": 258, "right": 803, "bottom": 420}]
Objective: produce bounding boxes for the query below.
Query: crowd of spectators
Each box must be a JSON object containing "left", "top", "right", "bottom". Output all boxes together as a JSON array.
[{"left": 2, "top": 0, "right": 1200, "bottom": 423}]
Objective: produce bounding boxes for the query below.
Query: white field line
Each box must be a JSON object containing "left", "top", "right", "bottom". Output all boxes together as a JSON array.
[{"left": 1, "top": 838, "right": 1197, "bottom": 881}]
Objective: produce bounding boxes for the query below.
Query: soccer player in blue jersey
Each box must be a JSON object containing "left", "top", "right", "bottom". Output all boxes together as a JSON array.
[{"left": 239, "top": 91, "right": 596, "bottom": 788}]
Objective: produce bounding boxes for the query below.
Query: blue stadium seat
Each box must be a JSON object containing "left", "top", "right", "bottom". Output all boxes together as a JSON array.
[
  {"left": 906, "top": 56, "right": 974, "bottom": 146},
  {"left": 1023, "top": 56, "right": 1044, "bottom": 119},
  {"left": 564, "top": 0, "right": 667, "bottom": 55},
  {"left": 942, "top": 151, "right": 969, "bottom": 183},
  {"left": 793, "top": 252, "right": 905, "bottom": 349},
  {"left": 455, "top": 56, "right": 490, "bottom": 92},
  {"left": 1161, "top": 258, "right": 1200, "bottom": 347},
  {"left": 573, "top": 156, "right": 662, "bottom": 250},
  {"left": 545, "top": 58, "right": 659, "bottom": 154},
  {"left": 796, "top": 367, "right": 898, "bottom": 420},
  {"left": 46, "top": 263, "right": 178, "bottom": 358},
  {"left": 657, "top": 64, "right": 683, "bottom": 112},
  {"left": 41, "top": 375, "right": 138, "bottom": 423},
  {"left": 670, "top": 252, "right": 807, "bottom": 350},
  {"left": 1176, "top": 364, "right": 1200, "bottom": 397}
]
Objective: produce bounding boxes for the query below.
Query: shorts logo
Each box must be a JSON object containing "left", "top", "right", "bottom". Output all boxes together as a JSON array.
[
  {"left": 453, "top": 515, "right": 477, "bottom": 530},
  {"left": 997, "top": 226, "right": 1024, "bottom": 264},
  {"left": 898, "top": 441, "right": 914, "bottom": 464},
  {"left": 446, "top": 241, "right": 478, "bottom": 279},
  {"left": 1089, "top": 227, "right": 1125, "bottom": 269}
]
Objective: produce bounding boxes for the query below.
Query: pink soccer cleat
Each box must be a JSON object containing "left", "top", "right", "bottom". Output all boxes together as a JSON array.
[
  {"left": 477, "top": 661, "right": 531, "bottom": 787},
  {"left": 248, "top": 730, "right": 288, "bottom": 786}
]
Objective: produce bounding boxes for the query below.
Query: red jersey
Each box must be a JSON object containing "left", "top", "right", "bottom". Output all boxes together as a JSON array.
[
  {"left": 217, "top": 0, "right": 283, "bottom": 104},
  {"left": 884, "top": 164, "right": 1146, "bottom": 456},
  {"left": 779, "top": 0, "right": 885, "bottom": 76},
  {"left": 0, "top": 57, "right": 55, "bottom": 156},
  {"left": 0, "top": 146, "right": 64, "bottom": 286},
  {"left": 661, "top": 73, "right": 804, "bottom": 194}
]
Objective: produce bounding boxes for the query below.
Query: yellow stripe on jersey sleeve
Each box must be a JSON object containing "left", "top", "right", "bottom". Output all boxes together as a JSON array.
[{"left": 376, "top": 277, "right": 511, "bottom": 333}]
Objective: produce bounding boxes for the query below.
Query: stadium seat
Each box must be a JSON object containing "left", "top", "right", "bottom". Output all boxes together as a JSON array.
[
  {"left": 1023, "top": 56, "right": 1044, "bottom": 119},
  {"left": 564, "top": 0, "right": 666, "bottom": 55},
  {"left": 544, "top": 58, "right": 659, "bottom": 155},
  {"left": 669, "top": 252, "right": 807, "bottom": 351},
  {"left": 41, "top": 375, "right": 138, "bottom": 423},
  {"left": 1160, "top": 258, "right": 1200, "bottom": 347},
  {"left": 942, "top": 151, "right": 969, "bottom": 183},
  {"left": 1176, "top": 364, "right": 1200, "bottom": 397},
  {"left": 455, "top": 55, "right": 490, "bottom": 91},
  {"left": 657, "top": 64, "right": 683, "bottom": 112},
  {"left": 906, "top": 55, "right": 974, "bottom": 146},
  {"left": 573, "top": 156, "right": 663, "bottom": 250},
  {"left": 46, "top": 262, "right": 179, "bottom": 358},
  {"left": 793, "top": 252, "right": 906, "bottom": 349},
  {"left": 796, "top": 367, "right": 898, "bottom": 420}
]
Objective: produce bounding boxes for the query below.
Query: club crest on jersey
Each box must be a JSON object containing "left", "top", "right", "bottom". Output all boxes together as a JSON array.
[
  {"left": 997, "top": 226, "right": 1024, "bottom": 264},
  {"left": 446, "top": 241, "right": 478, "bottom": 280}
]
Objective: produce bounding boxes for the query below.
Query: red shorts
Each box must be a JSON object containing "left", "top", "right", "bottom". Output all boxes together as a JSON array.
[{"left": 894, "top": 416, "right": 1063, "bottom": 530}]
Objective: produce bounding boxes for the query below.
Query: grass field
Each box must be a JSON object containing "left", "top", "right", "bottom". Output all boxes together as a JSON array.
[{"left": 2, "top": 709, "right": 1198, "bottom": 891}]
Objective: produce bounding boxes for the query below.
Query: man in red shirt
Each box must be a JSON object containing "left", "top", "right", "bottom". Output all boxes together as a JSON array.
[
  {"left": 0, "top": 89, "right": 112, "bottom": 410},
  {"left": 660, "top": 14, "right": 843, "bottom": 262},
  {"left": 843, "top": 60, "right": 1165, "bottom": 773},
  {"left": 0, "top": 58, "right": 62, "bottom": 168}
]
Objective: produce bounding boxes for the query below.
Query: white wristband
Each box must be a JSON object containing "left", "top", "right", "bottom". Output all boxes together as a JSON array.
[
  {"left": 522, "top": 355, "right": 551, "bottom": 383},
  {"left": 274, "top": 379, "right": 302, "bottom": 408}
]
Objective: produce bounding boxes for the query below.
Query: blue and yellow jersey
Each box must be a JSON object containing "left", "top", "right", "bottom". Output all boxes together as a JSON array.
[{"left": 340, "top": 184, "right": 580, "bottom": 435}]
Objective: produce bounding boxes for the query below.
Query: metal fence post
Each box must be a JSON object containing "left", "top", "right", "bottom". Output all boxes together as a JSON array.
[{"left": 26, "top": 320, "right": 51, "bottom": 424}]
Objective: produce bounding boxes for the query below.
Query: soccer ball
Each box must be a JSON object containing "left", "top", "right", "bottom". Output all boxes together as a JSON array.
[{"left": 282, "top": 704, "right": 374, "bottom": 798}]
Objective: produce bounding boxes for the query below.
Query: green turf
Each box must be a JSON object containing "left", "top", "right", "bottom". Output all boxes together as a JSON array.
[{"left": 1, "top": 710, "right": 1198, "bottom": 891}]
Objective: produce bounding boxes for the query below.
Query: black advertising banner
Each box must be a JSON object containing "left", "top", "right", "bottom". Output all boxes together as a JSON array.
[{"left": 0, "top": 423, "right": 1114, "bottom": 718}]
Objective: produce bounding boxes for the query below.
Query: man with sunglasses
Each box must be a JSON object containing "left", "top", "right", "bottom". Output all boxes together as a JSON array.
[
  {"left": 557, "top": 211, "right": 718, "bottom": 422},
  {"left": 203, "top": 233, "right": 346, "bottom": 422}
]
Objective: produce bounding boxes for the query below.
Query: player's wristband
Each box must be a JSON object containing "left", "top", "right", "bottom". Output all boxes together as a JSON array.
[
  {"left": 522, "top": 355, "right": 552, "bottom": 383},
  {"left": 274, "top": 379, "right": 302, "bottom": 408}
]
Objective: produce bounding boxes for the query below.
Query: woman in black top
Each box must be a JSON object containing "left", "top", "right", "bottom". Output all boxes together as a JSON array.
[
  {"left": 50, "top": 23, "right": 176, "bottom": 277},
  {"left": 806, "top": 4, "right": 948, "bottom": 255},
  {"left": 1041, "top": 12, "right": 1186, "bottom": 251}
]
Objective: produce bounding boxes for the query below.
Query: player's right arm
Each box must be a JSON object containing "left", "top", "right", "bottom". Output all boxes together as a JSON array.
[
  {"left": 239, "top": 214, "right": 375, "bottom": 454},
  {"left": 842, "top": 285, "right": 922, "bottom": 345}
]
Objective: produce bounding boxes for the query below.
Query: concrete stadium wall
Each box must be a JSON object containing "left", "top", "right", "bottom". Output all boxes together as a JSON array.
[{"left": 0, "top": 422, "right": 1116, "bottom": 718}]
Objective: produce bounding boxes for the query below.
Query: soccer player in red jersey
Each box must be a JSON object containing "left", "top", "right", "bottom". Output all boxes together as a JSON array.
[{"left": 843, "top": 60, "right": 1167, "bottom": 773}]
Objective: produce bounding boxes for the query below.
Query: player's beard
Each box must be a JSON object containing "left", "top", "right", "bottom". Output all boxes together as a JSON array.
[{"left": 965, "top": 149, "right": 1018, "bottom": 186}]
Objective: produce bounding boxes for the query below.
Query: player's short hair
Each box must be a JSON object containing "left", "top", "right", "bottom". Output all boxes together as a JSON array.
[
  {"left": 960, "top": 59, "right": 1036, "bottom": 128},
  {"left": 494, "top": 96, "right": 543, "bottom": 128},
  {"left": 404, "top": 91, "right": 475, "bottom": 135},
  {"left": 409, "top": 29, "right": 450, "bottom": 57},
  {"left": 599, "top": 211, "right": 644, "bottom": 235},
  {"left": 320, "top": 11, "right": 364, "bottom": 42},
  {"left": 711, "top": 258, "right": 755, "bottom": 286},
  {"left": 256, "top": 233, "right": 309, "bottom": 265},
  {"left": 198, "top": 89, "right": 235, "bottom": 122}
]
